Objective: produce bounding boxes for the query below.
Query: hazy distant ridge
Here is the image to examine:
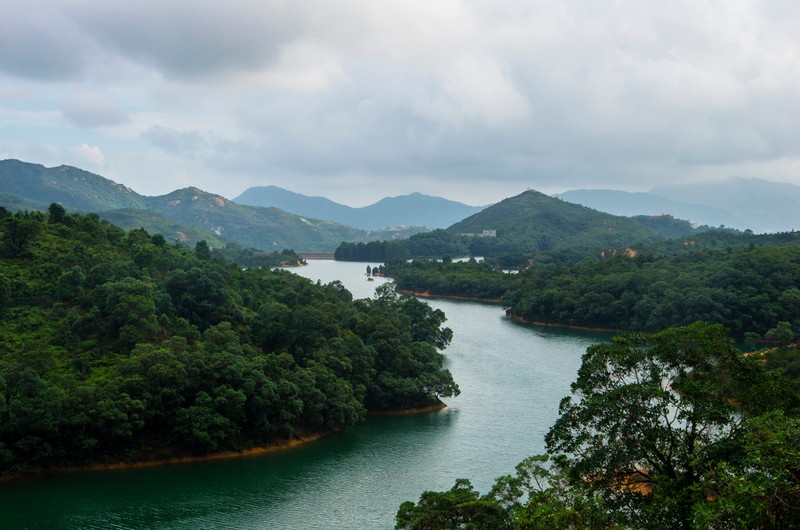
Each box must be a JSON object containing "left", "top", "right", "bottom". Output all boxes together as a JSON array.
[
  {"left": 234, "top": 185, "right": 485, "bottom": 230},
  {"left": 557, "top": 177, "right": 800, "bottom": 233}
]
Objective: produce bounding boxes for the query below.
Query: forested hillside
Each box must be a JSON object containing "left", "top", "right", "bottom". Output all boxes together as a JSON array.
[
  {"left": 0, "top": 205, "right": 458, "bottom": 474},
  {"left": 0, "top": 160, "right": 375, "bottom": 251},
  {"left": 335, "top": 190, "right": 701, "bottom": 265},
  {"left": 387, "top": 231, "right": 800, "bottom": 337}
]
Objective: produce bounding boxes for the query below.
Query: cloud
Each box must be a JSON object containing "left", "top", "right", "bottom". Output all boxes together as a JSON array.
[
  {"left": 63, "top": 0, "right": 301, "bottom": 80},
  {"left": 3, "top": 0, "right": 800, "bottom": 206},
  {"left": 75, "top": 143, "right": 106, "bottom": 167},
  {"left": 0, "top": 6, "right": 93, "bottom": 80},
  {"left": 141, "top": 125, "right": 208, "bottom": 156},
  {"left": 62, "top": 91, "right": 128, "bottom": 128}
]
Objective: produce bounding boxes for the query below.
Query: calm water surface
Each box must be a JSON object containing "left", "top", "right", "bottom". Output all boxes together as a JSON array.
[{"left": 0, "top": 261, "right": 609, "bottom": 529}]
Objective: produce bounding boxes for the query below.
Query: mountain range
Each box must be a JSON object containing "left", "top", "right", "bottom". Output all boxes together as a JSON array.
[
  {"left": 0, "top": 160, "right": 368, "bottom": 251},
  {"left": 556, "top": 177, "right": 800, "bottom": 233},
  {"left": 3, "top": 159, "right": 797, "bottom": 255},
  {"left": 234, "top": 186, "right": 485, "bottom": 230}
]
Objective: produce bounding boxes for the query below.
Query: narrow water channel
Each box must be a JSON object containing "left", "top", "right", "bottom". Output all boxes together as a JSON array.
[{"left": 0, "top": 261, "right": 609, "bottom": 529}]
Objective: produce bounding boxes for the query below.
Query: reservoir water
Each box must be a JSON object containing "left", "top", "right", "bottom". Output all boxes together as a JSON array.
[{"left": 0, "top": 261, "right": 609, "bottom": 529}]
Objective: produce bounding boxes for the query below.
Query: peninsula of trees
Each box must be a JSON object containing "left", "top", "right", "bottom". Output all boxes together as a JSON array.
[
  {"left": 386, "top": 230, "right": 800, "bottom": 339},
  {"left": 0, "top": 205, "right": 458, "bottom": 474}
]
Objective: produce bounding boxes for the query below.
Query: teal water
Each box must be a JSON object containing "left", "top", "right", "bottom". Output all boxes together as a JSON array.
[{"left": 0, "top": 261, "right": 608, "bottom": 529}]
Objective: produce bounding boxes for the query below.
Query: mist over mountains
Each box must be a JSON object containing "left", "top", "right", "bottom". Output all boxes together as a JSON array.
[
  {"left": 556, "top": 177, "right": 800, "bottom": 233},
  {"left": 2, "top": 159, "right": 798, "bottom": 258},
  {"left": 234, "top": 185, "right": 486, "bottom": 230}
]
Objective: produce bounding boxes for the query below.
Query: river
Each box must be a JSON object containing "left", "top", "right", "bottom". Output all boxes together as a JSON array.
[{"left": 0, "top": 261, "right": 609, "bottom": 529}]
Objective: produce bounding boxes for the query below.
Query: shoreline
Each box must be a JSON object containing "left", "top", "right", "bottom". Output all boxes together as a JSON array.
[
  {"left": 0, "top": 432, "right": 333, "bottom": 484},
  {"left": 1, "top": 403, "right": 450, "bottom": 483},
  {"left": 368, "top": 401, "right": 448, "bottom": 416},
  {"left": 505, "top": 311, "right": 626, "bottom": 334},
  {"left": 396, "top": 289, "right": 624, "bottom": 334},
  {"left": 396, "top": 289, "right": 501, "bottom": 304}
]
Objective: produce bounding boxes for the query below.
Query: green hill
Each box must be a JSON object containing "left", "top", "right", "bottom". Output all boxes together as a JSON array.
[
  {"left": 0, "top": 159, "right": 145, "bottom": 211},
  {"left": 144, "top": 187, "right": 365, "bottom": 251},
  {"left": 447, "top": 189, "right": 697, "bottom": 251},
  {"left": 0, "top": 160, "right": 371, "bottom": 251}
]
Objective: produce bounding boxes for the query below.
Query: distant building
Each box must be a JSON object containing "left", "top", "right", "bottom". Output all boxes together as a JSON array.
[{"left": 460, "top": 229, "right": 497, "bottom": 238}]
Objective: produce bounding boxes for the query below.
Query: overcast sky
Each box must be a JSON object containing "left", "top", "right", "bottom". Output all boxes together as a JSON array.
[{"left": 2, "top": 0, "right": 799, "bottom": 206}]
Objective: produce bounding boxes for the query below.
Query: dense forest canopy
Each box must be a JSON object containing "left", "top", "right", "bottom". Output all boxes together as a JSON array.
[
  {"left": 0, "top": 205, "right": 458, "bottom": 474},
  {"left": 386, "top": 230, "right": 800, "bottom": 338}
]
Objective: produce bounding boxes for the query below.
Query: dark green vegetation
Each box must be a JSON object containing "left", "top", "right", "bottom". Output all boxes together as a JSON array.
[
  {"left": 0, "top": 159, "right": 386, "bottom": 251},
  {"left": 0, "top": 206, "right": 458, "bottom": 474},
  {"left": 235, "top": 186, "right": 485, "bottom": 231},
  {"left": 387, "top": 231, "right": 800, "bottom": 337},
  {"left": 210, "top": 244, "right": 306, "bottom": 268},
  {"left": 98, "top": 208, "right": 229, "bottom": 248},
  {"left": 448, "top": 189, "right": 697, "bottom": 248},
  {"left": 397, "top": 323, "right": 800, "bottom": 529},
  {"left": 336, "top": 190, "right": 701, "bottom": 264}
]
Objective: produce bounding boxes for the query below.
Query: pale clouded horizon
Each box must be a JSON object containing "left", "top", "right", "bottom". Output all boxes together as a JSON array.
[{"left": 2, "top": 0, "right": 800, "bottom": 207}]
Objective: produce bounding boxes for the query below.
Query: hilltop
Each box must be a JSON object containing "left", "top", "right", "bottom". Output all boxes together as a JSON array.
[{"left": 447, "top": 189, "right": 696, "bottom": 251}]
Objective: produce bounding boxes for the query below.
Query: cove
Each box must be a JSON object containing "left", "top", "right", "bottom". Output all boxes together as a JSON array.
[{"left": 0, "top": 260, "right": 610, "bottom": 529}]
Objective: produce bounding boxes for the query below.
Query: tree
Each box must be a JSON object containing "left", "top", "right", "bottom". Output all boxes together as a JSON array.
[
  {"left": 396, "top": 479, "right": 512, "bottom": 530},
  {"left": 1, "top": 215, "right": 41, "bottom": 257},
  {"left": 195, "top": 240, "right": 211, "bottom": 261},
  {"left": 47, "top": 203, "right": 67, "bottom": 224},
  {"left": 0, "top": 273, "right": 10, "bottom": 318},
  {"left": 694, "top": 410, "right": 800, "bottom": 529},
  {"left": 765, "top": 321, "right": 794, "bottom": 346},
  {"left": 396, "top": 456, "right": 614, "bottom": 530},
  {"left": 544, "top": 322, "right": 765, "bottom": 530}
]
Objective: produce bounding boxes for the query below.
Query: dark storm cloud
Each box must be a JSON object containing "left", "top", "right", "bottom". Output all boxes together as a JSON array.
[
  {"left": 0, "top": 7, "right": 92, "bottom": 80},
  {"left": 63, "top": 1, "right": 301, "bottom": 79}
]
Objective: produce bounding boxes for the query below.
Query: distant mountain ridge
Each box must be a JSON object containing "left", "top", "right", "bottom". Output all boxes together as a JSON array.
[
  {"left": 557, "top": 177, "right": 800, "bottom": 233},
  {"left": 0, "top": 160, "right": 367, "bottom": 251},
  {"left": 234, "top": 185, "right": 485, "bottom": 230}
]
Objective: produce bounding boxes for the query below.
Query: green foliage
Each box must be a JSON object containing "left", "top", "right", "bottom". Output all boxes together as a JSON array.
[
  {"left": 333, "top": 192, "right": 699, "bottom": 262},
  {"left": 397, "top": 455, "right": 617, "bottom": 529},
  {"left": 0, "top": 209, "right": 459, "bottom": 473},
  {"left": 211, "top": 244, "right": 306, "bottom": 268},
  {"left": 387, "top": 235, "right": 800, "bottom": 336},
  {"left": 545, "top": 323, "right": 765, "bottom": 529},
  {"left": 399, "top": 323, "right": 800, "bottom": 529},
  {"left": 396, "top": 479, "right": 513, "bottom": 530}
]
